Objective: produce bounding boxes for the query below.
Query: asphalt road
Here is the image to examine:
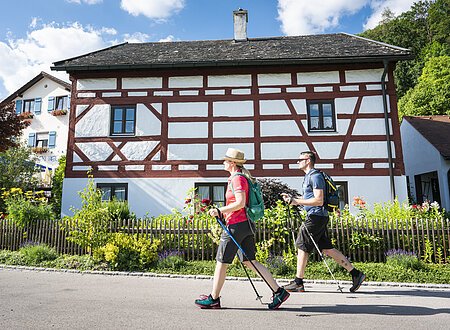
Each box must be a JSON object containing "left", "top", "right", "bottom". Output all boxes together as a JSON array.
[{"left": 1, "top": 268, "right": 449, "bottom": 330}]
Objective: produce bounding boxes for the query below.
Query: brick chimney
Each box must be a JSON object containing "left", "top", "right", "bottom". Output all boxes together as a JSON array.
[{"left": 233, "top": 9, "right": 248, "bottom": 41}]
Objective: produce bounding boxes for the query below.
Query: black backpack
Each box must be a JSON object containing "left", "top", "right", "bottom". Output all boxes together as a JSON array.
[{"left": 310, "top": 169, "right": 339, "bottom": 212}]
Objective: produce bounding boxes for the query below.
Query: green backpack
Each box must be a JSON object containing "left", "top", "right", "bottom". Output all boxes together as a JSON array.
[{"left": 230, "top": 173, "right": 265, "bottom": 222}]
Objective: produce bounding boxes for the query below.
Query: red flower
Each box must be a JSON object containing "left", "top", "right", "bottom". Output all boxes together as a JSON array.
[
  {"left": 185, "top": 198, "right": 191, "bottom": 204},
  {"left": 200, "top": 207, "right": 206, "bottom": 212},
  {"left": 201, "top": 198, "right": 211, "bottom": 205},
  {"left": 189, "top": 215, "right": 194, "bottom": 219}
]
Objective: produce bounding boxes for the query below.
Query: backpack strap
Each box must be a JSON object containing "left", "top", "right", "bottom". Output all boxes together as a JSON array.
[
  {"left": 229, "top": 172, "right": 247, "bottom": 198},
  {"left": 307, "top": 168, "right": 326, "bottom": 210}
]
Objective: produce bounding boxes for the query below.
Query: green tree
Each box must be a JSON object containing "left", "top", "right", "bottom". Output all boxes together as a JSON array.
[
  {"left": 51, "top": 155, "right": 66, "bottom": 217},
  {"left": 398, "top": 55, "right": 450, "bottom": 117},
  {"left": 62, "top": 174, "right": 110, "bottom": 253},
  {"left": 0, "top": 146, "right": 39, "bottom": 211},
  {"left": 0, "top": 101, "right": 29, "bottom": 152},
  {"left": 428, "top": 0, "right": 450, "bottom": 45}
]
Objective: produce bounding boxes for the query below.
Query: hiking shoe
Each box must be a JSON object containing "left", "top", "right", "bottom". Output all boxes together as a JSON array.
[
  {"left": 268, "top": 288, "right": 290, "bottom": 310},
  {"left": 350, "top": 271, "right": 366, "bottom": 293},
  {"left": 283, "top": 280, "right": 305, "bottom": 292},
  {"left": 195, "top": 294, "right": 221, "bottom": 309}
]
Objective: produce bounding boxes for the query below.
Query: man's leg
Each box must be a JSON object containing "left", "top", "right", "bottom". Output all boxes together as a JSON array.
[
  {"left": 323, "top": 248, "right": 366, "bottom": 292},
  {"left": 323, "top": 248, "right": 353, "bottom": 271},
  {"left": 296, "top": 248, "right": 309, "bottom": 278}
]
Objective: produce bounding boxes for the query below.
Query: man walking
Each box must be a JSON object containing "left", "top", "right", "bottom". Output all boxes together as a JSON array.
[{"left": 281, "top": 151, "right": 366, "bottom": 293}]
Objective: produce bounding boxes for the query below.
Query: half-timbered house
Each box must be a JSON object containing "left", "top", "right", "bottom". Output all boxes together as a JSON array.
[{"left": 52, "top": 10, "right": 412, "bottom": 217}]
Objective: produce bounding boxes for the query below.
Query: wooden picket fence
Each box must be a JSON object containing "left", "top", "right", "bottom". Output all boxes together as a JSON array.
[{"left": 0, "top": 217, "right": 449, "bottom": 263}]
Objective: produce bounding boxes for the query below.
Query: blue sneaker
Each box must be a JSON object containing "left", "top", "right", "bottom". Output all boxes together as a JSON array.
[
  {"left": 268, "top": 288, "right": 290, "bottom": 310},
  {"left": 195, "top": 294, "right": 221, "bottom": 309}
]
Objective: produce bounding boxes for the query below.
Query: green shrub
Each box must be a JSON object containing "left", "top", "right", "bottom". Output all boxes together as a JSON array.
[
  {"left": 105, "top": 199, "right": 135, "bottom": 221},
  {"left": 266, "top": 254, "right": 292, "bottom": 276},
  {"left": 0, "top": 249, "right": 25, "bottom": 265},
  {"left": 385, "top": 249, "right": 424, "bottom": 270},
  {"left": 157, "top": 250, "right": 186, "bottom": 270},
  {"left": 95, "top": 233, "right": 160, "bottom": 271},
  {"left": 2, "top": 189, "right": 55, "bottom": 228},
  {"left": 258, "top": 178, "right": 299, "bottom": 209},
  {"left": 62, "top": 175, "right": 111, "bottom": 252},
  {"left": 19, "top": 243, "right": 58, "bottom": 265}
]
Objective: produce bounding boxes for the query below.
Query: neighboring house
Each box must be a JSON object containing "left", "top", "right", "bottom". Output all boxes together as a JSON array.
[
  {"left": 400, "top": 116, "right": 450, "bottom": 210},
  {"left": 52, "top": 10, "right": 411, "bottom": 217},
  {"left": 0, "top": 71, "right": 71, "bottom": 184}
]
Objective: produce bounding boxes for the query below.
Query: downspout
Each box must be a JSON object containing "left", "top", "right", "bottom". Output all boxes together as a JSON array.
[{"left": 381, "top": 60, "right": 396, "bottom": 200}]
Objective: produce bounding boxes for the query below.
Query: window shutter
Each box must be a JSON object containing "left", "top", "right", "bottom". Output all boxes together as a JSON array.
[
  {"left": 15, "top": 100, "right": 22, "bottom": 114},
  {"left": 48, "top": 96, "right": 55, "bottom": 112},
  {"left": 67, "top": 95, "right": 71, "bottom": 110},
  {"left": 48, "top": 131, "right": 56, "bottom": 148},
  {"left": 28, "top": 133, "right": 36, "bottom": 147},
  {"left": 34, "top": 98, "right": 42, "bottom": 115}
]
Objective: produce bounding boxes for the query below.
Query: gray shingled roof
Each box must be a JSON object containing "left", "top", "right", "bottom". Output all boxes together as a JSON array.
[
  {"left": 52, "top": 33, "right": 412, "bottom": 72},
  {"left": 404, "top": 116, "right": 450, "bottom": 160},
  {"left": 0, "top": 71, "right": 71, "bottom": 105}
]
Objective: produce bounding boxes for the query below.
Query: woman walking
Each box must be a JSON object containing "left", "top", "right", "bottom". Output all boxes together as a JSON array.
[{"left": 195, "top": 148, "right": 290, "bottom": 310}]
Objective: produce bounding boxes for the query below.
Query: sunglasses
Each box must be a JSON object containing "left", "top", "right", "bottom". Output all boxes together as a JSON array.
[{"left": 297, "top": 158, "right": 310, "bottom": 163}]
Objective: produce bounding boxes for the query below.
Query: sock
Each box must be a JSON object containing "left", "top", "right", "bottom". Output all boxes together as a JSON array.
[
  {"left": 350, "top": 268, "right": 359, "bottom": 277},
  {"left": 275, "top": 287, "right": 283, "bottom": 294},
  {"left": 294, "top": 277, "right": 304, "bottom": 285}
]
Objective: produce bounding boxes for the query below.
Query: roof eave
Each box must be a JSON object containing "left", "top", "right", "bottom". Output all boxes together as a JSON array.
[{"left": 51, "top": 55, "right": 413, "bottom": 72}]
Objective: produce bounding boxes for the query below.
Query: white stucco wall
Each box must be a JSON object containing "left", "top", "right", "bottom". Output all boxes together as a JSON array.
[
  {"left": 401, "top": 120, "right": 450, "bottom": 210},
  {"left": 16, "top": 76, "right": 70, "bottom": 170},
  {"left": 61, "top": 174, "right": 408, "bottom": 218}
]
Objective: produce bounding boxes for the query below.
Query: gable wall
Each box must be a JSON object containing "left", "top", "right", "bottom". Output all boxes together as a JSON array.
[{"left": 66, "top": 63, "right": 403, "bottom": 179}]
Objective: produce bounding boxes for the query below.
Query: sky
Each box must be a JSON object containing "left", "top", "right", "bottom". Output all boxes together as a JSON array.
[{"left": 0, "top": 0, "right": 418, "bottom": 101}]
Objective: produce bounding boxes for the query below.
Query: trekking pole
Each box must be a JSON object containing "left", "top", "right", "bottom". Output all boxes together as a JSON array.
[
  {"left": 214, "top": 215, "right": 276, "bottom": 302},
  {"left": 289, "top": 206, "right": 344, "bottom": 293}
]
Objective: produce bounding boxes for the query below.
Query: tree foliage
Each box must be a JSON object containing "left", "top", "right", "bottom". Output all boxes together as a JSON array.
[
  {"left": 0, "top": 101, "right": 29, "bottom": 152},
  {"left": 359, "top": 0, "right": 450, "bottom": 110},
  {"left": 398, "top": 55, "right": 450, "bottom": 117},
  {"left": 51, "top": 155, "right": 66, "bottom": 216}
]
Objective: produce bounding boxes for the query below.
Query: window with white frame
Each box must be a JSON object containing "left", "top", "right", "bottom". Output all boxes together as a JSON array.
[{"left": 55, "top": 96, "right": 69, "bottom": 110}]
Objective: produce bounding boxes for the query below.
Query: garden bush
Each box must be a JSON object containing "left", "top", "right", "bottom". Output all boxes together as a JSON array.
[
  {"left": 19, "top": 243, "right": 58, "bottom": 265},
  {"left": 385, "top": 249, "right": 424, "bottom": 270},
  {"left": 95, "top": 233, "right": 160, "bottom": 271},
  {"left": 2, "top": 188, "right": 55, "bottom": 228},
  {"left": 157, "top": 250, "right": 186, "bottom": 270}
]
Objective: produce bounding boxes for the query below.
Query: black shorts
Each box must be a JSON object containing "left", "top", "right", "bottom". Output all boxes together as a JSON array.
[
  {"left": 216, "top": 220, "right": 256, "bottom": 264},
  {"left": 296, "top": 214, "right": 333, "bottom": 253}
]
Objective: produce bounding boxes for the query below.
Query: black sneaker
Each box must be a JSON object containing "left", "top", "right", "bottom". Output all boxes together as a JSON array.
[
  {"left": 350, "top": 271, "right": 366, "bottom": 292},
  {"left": 283, "top": 280, "right": 305, "bottom": 292},
  {"left": 195, "top": 294, "right": 221, "bottom": 309},
  {"left": 268, "top": 288, "right": 290, "bottom": 310}
]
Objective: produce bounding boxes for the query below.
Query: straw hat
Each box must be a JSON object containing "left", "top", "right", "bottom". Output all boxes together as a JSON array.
[{"left": 222, "top": 148, "right": 247, "bottom": 164}]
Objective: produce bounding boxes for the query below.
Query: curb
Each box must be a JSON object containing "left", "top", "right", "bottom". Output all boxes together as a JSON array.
[{"left": 1, "top": 264, "right": 449, "bottom": 289}]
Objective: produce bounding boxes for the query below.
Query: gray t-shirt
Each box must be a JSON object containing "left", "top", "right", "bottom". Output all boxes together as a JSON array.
[{"left": 302, "top": 168, "right": 328, "bottom": 216}]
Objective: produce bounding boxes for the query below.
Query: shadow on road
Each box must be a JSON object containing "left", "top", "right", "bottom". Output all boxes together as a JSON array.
[
  {"left": 356, "top": 289, "right": 450, "bottom": 299},
  {"left": 299, "top": 304, "right": 450, "bottom": 316}
]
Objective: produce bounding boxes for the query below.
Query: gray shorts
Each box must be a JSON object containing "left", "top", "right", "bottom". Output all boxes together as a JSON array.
[{"left": 216, "top": 220, "right": 256, "bottom": 264}]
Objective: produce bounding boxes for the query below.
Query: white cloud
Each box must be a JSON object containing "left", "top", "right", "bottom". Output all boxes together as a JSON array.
[
  {"left": 277, "top": 0, "right": 368, "bottom": 35},
  {"left": 123, "top": 32, "right": 151, "bottom": 43},
  {"left": 277, "top": 0, "right": 417, "bottom": 35},
  {"left": 0, "top": 22, "right": 113, "bottom": 98},
  {"left": 120, "top": 0, "right": 185, "bottom": 20},
  {"left": 158, "top": 35, "right": 178, "bottom": 42},
  {"left": 364, "top": 0, "right": 417, "bottom": 30},
  {"left": 66, "top": 0, "right": 103, "bottom": 4}
]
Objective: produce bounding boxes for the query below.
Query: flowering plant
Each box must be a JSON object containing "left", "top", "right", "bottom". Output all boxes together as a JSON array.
[
  {"left": 19, "top": 111, "right": 34, "bottom": 119},
  {"left": 31, "top": 146, "right": 48, "bottom": 154},
  {"left": 51, "top": 109, "right": 67, "bottom": 116}
]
